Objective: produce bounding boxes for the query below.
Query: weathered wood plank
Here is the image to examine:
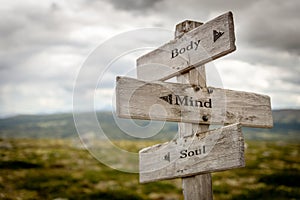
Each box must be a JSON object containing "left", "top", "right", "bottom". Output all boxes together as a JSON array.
[
  {"left": 139, "top": 123, "right": 245, "bottom": 183},
  {"left": 116, "top": 76, "right": 273, "bottom": 128},
  {"left": 136, "top": 12, "right": 236, "bottom": 81}
]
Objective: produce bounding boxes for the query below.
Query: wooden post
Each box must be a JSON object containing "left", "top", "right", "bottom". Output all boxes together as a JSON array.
[
  {"left": 175, "top": 20, "right": 213, "bottom": 200},
  {"left": 117, "top": 12, "right": 272, "bottom": 199}
]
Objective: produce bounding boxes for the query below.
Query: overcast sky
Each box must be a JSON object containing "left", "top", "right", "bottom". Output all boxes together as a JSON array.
[{"left": 0, "top": 0, "right": 299, "bottom": 117}]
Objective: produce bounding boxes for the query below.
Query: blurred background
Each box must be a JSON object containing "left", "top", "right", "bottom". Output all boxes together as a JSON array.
[{"left": 0, "top": 0, "right": 299, "bottom": 199}]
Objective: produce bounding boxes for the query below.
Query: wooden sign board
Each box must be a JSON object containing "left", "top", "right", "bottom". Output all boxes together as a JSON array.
[
  {"left": 139, "top": 123, "right": 245, "bottom": 183},
  {"left": 137, "top": 12, "right": 236, "bottom": 81},
  {"left": 116, "top": 76, "right": 273, "bottom": 128}
]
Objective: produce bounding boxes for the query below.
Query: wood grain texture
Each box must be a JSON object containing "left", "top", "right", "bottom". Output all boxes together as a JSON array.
[
  {"left": 178, "top": 68, "right": 213, "bottom": 200},
  {"left": 136, "top": 12, "right": 236, "bottom": 81},
  {"left": 139, "top": 123, "right": 245, "bottom": 183},
  {"left": 182, "top": 174, "right": 212, "bottom": 200},
  {"left": 116, "top": 76, "right": 273, "bottom": 128},
  {"left": 175, "top": 20, "right": 213, "bottom": 199}
]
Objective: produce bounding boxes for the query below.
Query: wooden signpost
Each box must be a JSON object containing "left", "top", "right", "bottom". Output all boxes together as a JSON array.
[{"left": 115, "top": 11, "right": 273, "bottom": 199}]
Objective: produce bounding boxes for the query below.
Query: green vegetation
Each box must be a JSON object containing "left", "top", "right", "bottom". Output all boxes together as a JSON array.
[
  {"left": 0, "top": 138, "right": 299, "bottom": 199},
  {"left": 0, "top": 139, "right": 181, "bottom": 200},
  {"left": 212, "top": 141, "right": 300, "bottom": 200},
  {"left": 0, "top": 109, "right": 299, "bottom": 199}
]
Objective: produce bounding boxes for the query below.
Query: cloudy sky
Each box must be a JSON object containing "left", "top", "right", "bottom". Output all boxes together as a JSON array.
[{"left": 0, "top": 0, "right": 299, "bottom": 117}]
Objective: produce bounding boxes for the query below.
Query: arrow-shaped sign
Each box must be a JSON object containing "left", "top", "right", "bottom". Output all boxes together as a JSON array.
[
  {"left": 139, "top": 123, "right": 245, "bottom": 183},
  {"left": 116, "top": 76, "right": 273, "bottom": 128},
  {"left": 137, "top": 12, "right": 236, "bottom": 81}
]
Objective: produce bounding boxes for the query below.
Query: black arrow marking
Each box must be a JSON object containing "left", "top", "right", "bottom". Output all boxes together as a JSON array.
[
  {"left": 213, "top": 30, "right": 224, "bottom": 42},
  {"left": 159, "top": 94, "right": 172, "bottom": 105},
  {"left": 163, "top": 152, "right": 170, "bottom": 162}
]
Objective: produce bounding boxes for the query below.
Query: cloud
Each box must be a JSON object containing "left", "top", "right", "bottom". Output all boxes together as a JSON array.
[
  {"left": 0, "top": 82, "right": 72, "bottom": 115},
  {"left": 238, "top": 0, "right": 300, "bottom": 55},
  {"left": 107, "top": 0, "right": 163, "bottom": 12},
  {"left": 0, "top": 0, "right": 299, "bottom": 116}
]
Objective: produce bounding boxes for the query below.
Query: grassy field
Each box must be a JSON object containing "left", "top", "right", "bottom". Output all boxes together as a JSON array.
[{"left": 0, "top": 138, "right": 299, "bottom": 200}]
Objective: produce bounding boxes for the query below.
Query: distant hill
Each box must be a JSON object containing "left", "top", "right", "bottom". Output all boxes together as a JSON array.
[
  {"left": 0, "top": 110, "right": 299, "bottom": 141},
  {"left": 243, "top": 109, "right": 300, "bottom": 140},
  {"left": 0, "top": 112, "right": 177, "bottom": 140}
]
